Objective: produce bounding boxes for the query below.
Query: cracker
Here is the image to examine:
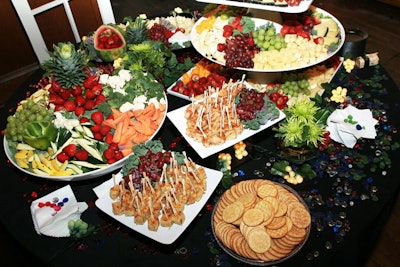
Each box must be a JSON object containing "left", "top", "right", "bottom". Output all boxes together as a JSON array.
[
  {"left": 246, "top": 227, "right": 271, "bottom": 254},
  {"left": 289, "top": 206, "right": 311, "bottom": 229},
  {"left": 243, "top": 208, "right": 265, "bottom": 227},
  {"left": 257, "top": 183, "right": 278, "bottom": 198},
  {"left": 222, "top": 201, "right": 244, "bottom": 223},
  {"left": 266, "top": 216, "right": 287, "bottom": 230}
]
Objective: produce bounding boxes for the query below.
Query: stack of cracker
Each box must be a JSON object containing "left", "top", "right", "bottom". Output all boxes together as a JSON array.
[{"left": 213, "top": 179, "right": 311, "bottom": 262}]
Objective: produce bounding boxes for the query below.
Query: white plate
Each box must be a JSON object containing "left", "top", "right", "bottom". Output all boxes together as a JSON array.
[
  {"left": 196, "top": 0, "right": 313, "bottom": 13},
  {"left": 94, "top": 166, "right": 223, "bottom": 244},
  {"left": 190, "top": 7, "right": 345, "bottom": 73},
  {"left": 3, "top": 95, "right": 168, "bottom": 182},
  {"left": 167, "top": 96, "right": 285, "bottom": 159}
]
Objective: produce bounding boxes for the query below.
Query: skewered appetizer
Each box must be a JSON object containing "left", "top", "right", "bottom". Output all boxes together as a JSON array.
[{"left": 109, "top": 140, "right": 207, "bottom": 231}]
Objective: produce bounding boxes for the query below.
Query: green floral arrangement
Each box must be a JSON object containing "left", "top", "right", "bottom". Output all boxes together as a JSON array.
[{"left": 274, "top": 98, "right": 330, "bottom": 149}]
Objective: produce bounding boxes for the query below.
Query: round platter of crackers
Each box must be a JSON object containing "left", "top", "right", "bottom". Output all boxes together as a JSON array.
[{"left": 212, "top": 179, "right": 311, "bottom": 265}]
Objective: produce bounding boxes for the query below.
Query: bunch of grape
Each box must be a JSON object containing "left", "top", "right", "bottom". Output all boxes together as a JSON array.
[
  {"left": 279, "top": 79, "right": 311, "bottom": 97},
  {"left": 236, "top": 89, "right": 266, "bottom": 121},
  {"left": 68, "top": 219, "right": 97, "bottom": 238},
  {"left": 147, "top": 23, "right": 170, "bottom": 46},
  {"left": 123, "top": 150, "right": 173, "bottom": 192},
  {"left": 252, "top": 26, "right": 287, "bottom": 51},
  {"left": 5, "top": 100, "right": 53, "bottom": 144},
  {"left": 223, "top": 33, "right": 260, "bottom": 69}
]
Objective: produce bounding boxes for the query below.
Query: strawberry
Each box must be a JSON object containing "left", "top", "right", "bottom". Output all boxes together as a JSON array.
[
  {"left": 103, "top": 147, "right": 115, "bottom": 160},
  {"left": 71, "top": 85, "right": 83, "bottom": 96},
  {"left": 100, "top": 125, "right": 111, "bottom": 135},
  {"left": 85, "top": 89, "right": 96, "bottom": 99},
  {"left": 314, "top": 36, "right": 324, "bottom": 45},
  {"left": 75, "top": 149, "right": 89, "bottom": 161},
  {"left": 51, "top": 80, "right": 62, "bottom": 93},
  {"left": 49, "top": 94, "right": 65, "bottom": 105},
  {"left": 223, "top": 25, "right": 233, "bottom": 38},
  {"left": 79, "top": 117, "right": 90, "bottom": 124},
  {"left": 95, "top": 94, "right": 107, "bottom": 106},
  {"left": 108, "top": 142, "right": 119, "bottom": 151},
  {"left": 91, "top": 111, "right": 104, "bottom": 125},
  {"left": 74, "top": 106, "right": 85, "bottom": 117},
  {"left": 92, "top": 84, "right": 103, "bottom": 96},
  {"left": 59, "top": 89, "right": 71, "bottom": 100},
  {"left": 74, "top": 95, "right": 86, "bottom": 107},
  {"left": 104, "top": 133, "right": 113, "bottom": 144},
  {"left": 93, "top": 132, "right": 104, "bottom": 140},
  {"left": 84, "top": 99, "right": 95, "bottom": 110},
  {"left": 57, "top": 152, "right": 70, "bottom": 163},
  {"left": 64, "top": 100, "right": 76, "bottom": 112},
  {"left": 114, "top": 151, "right": 124, "bottom": 161},
  {"left": 63, "top": 144, "right": 77, "bottom": 157},
  {"left": 91, "top": 124, "right": 102, "bottom": 133},
  {"left": 83, "top": 75, "right": 99, "bottom": 89}
]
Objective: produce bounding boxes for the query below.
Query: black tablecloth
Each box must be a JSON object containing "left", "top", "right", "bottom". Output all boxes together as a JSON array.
[{"left": 1, "top": 64, "right": 399, "bottom": 267}]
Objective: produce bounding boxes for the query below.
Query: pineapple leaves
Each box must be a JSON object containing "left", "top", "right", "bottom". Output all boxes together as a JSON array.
[{"left": 41, "top": 42, "right": 89, "bottom": 88}]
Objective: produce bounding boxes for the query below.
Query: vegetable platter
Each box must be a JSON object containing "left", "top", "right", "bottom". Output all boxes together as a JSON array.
[
  {"left": 3, "top": 42, "right": 168, "bottom": 181},
  {"left": 190, "top": 6, "right": 344, "bottom": 72}
]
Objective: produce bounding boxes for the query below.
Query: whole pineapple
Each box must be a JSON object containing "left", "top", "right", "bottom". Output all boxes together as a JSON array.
[
  {"left": 41, "top": 42, "right": 89, "bottom": 88},
  {"left": 125, "top": 17, "right": 148, "bottom": 45}
]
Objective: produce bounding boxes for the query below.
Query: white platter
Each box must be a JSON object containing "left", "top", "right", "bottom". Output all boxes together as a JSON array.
[
  {"left": 167, "top": 98, "right": 285, "bottom": 159},
  {"left": 196, "top": 0, "right": 313, "bottom": 13},
  {"left": 94, "top": 166, "right": 223, "bottom": 244},
  {"left": 190, "top": 7, "right": 345, "bottom": 73},
  {"left": 3, "top": 95, "right": 168, "bottom": 182},
  {"left": 166, "top": 65, "right": 198, "bottom": 101}
]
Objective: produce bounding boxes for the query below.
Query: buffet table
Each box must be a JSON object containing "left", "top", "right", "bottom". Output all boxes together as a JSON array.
[{"left": 0, "top": 61, "right": 399, "bottom": 267}]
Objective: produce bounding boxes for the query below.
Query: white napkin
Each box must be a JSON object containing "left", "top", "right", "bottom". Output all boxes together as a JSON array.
[
  {"left": 30, "top": 185, "right": 88, "bottom": 237},
  {"left": 326, "top": 105, "right": 378, "bottom": 148}
]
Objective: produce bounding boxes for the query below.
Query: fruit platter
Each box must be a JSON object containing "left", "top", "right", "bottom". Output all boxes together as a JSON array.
[
  {"left": 197, "top": 0, "right": 314, "bottom": 13},
  {"left": 190, "top": 6, "right": 344, "bottom": 72},
  {"left": 94, "top": 140, "right": 223, "bottom": 244}
]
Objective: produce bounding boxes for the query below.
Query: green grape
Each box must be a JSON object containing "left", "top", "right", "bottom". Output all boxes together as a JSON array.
[
  {"left": 274, "top": 42, "right": 282, "bottom": 50},
  {"left": 266, "top": 27, "right": 275, "bottom": 37},
  {"left": 68, "top": 220, "right": 75, "bottom": 230},
  {"left": 258, "top": 28, "right": 265, "bottom": 36},
  {"left": 257, "top": 34, "right": 265, "bottom": 41},
  {"left": 80, "top": 221, "right": 89, "bottom": 230},
  {"left": 252, "top": 31, "right": 258, "bottom": 39}
]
